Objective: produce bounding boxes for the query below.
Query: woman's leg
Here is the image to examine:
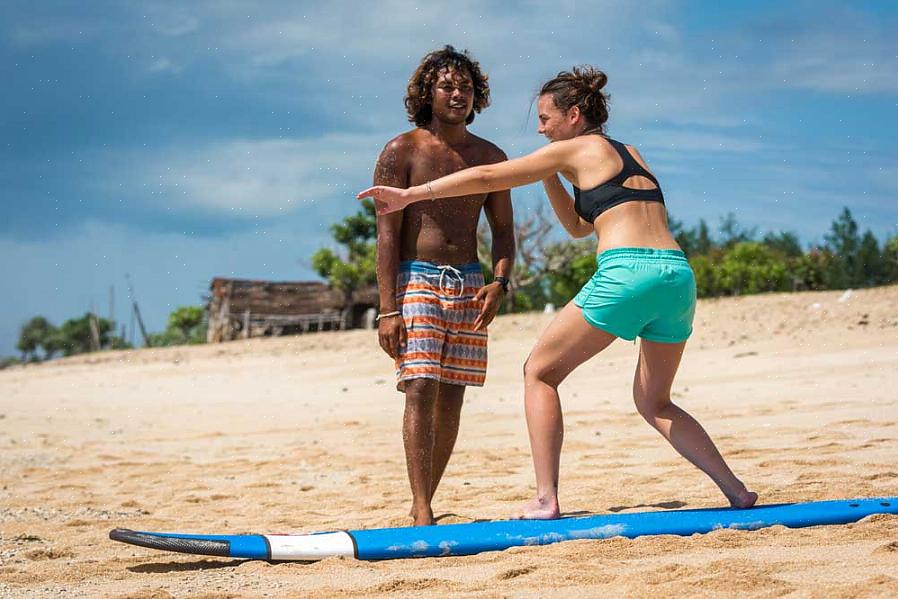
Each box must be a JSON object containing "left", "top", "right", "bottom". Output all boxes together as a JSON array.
[
  {"left": 518, "top": 302, "right": 618, "bottom": 519},
  {"left": 633, "top": 339, "right": 757, "bottom": 508}
]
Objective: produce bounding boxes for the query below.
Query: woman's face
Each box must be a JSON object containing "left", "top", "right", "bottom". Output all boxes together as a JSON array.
[{"left": 537, "top": 94, "right": 580, "bottom": 142}]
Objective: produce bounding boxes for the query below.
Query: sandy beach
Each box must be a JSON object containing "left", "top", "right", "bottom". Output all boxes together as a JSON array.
[{"left": 2, "top": 285, "right": 897, "bottom": 598}]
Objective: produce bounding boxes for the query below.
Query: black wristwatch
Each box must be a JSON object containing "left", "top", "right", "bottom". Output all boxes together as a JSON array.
[{"left": 494, "top": 276, "right": 510, "bottom": 293}]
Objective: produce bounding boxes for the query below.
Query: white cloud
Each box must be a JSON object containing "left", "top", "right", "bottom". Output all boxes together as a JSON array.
[
  {"left": 772, "top": 38, "right": 898, "bottom": 94},
  {"left": 712, "top": 8, "right": 898, "bottom": 95},
  {"left": 148, "top": 57, "right": 181, "bottom": 73},
  {"left": 95, "top": 133, "right": 384, "bottom": 217},
  {"left": 146, "top": 6, "right": 199, "bottom": 37}
]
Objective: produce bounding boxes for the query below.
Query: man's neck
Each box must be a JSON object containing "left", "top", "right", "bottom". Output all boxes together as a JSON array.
[{"left": 426, "top": 119, "right": 469, "bottom": 146}]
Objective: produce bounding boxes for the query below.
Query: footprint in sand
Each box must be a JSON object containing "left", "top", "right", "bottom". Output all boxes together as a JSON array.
[
  {"left": 25, "top": 547, "right": 75, "bottom": 561},
  {"left": 497, "top": 566, "right": 535, "bottom": 580},
  {"left": 873, "top": 541, "right": 898, "bottom": 555}
]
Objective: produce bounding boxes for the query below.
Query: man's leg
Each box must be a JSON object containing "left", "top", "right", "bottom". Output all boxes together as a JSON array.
[
  {"left": 429, "top": 382, "right": 465, "bottom": 506},
  {"left": 403, "top": 378, "right": 440, "bottom": 526}
]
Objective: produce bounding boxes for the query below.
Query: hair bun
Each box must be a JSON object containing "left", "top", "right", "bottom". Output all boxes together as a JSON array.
[{"left": 575, "top": 65, "right": 607, "bottom": 93}]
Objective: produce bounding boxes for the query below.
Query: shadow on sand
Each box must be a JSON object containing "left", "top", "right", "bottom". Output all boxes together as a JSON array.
[
  {"left": 606, "top": 500, "right": 687, "bottom": 513},
  {"left": 128, "top": 559, "right": 254, "bottom": 573}
]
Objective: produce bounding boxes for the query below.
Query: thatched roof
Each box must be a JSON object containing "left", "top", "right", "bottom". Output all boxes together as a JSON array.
[{"left": 208, "top": 278, "right": 378, "bottom": 315}]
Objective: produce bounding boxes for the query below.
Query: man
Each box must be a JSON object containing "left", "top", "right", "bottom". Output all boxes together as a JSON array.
[{"left": 373, "top": 46, "right": 515, "bottom": 526}]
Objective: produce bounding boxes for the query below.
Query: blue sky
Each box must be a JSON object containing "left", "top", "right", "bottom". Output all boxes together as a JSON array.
[{"left": 2, "top": 1, "right": 897, "bottom": 355}]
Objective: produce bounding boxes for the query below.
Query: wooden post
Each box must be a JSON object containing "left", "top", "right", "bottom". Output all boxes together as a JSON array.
[
  {"left": 88, "top": 312, "right": 101, "bottom": 352},
  {"left": 126, "top": 274, "right": 151, "bottom": 347},
  {"left": 243, "top": 310, "right": 251, "bottom": 339}
]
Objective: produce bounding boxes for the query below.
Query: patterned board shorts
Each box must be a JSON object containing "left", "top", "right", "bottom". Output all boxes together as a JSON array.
[{"left": 395, "top": 260, "right": 488, "bottom": 391}]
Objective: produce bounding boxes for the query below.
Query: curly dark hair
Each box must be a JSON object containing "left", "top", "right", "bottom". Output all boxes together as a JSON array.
[
  {"left": 405, "top": 45, "right": 490, "bottom": 127},
  {"left": 540, "top": 66, "right": 610, "bottom": 133}
]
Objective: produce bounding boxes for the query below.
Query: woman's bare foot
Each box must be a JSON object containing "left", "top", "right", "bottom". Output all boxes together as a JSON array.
[
  {"left": 514, "top": 496, "right": 561, "bottom": 520},
  {"left": 727, "top": 488, "right": 758, "bottom": 509}
]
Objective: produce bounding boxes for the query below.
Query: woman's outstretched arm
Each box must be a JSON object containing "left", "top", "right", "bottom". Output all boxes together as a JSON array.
[{"left": 358, "top": 140, "right": 573, "bottom": 215}]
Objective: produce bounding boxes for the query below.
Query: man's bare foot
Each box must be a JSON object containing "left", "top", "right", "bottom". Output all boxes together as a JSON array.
[
  {"left": 514, "top": 496, "right": 560, "bottom": 520},
  {"left": 727, "top": 489, "right": 758, "bottom": 509},
  {"left": 410, "top": 506, "right": 435, "bottom": 526}
]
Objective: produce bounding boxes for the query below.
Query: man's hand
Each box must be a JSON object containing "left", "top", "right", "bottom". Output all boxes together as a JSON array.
[
  {"left": 378, "top": 315, "right": 406, "bottom": 359},
  {"left": 473, "top": 282, "right": 505, "bottom": 331}
]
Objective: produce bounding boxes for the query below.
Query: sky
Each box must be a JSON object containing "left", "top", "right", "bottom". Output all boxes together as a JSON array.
[{"left": 2, "top": 0, "right": 897, "bottom": 356}]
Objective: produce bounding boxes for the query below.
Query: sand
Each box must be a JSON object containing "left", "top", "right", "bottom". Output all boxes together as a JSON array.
[{"left": 1, "top": 285, "right": 897, "bottom": 598}]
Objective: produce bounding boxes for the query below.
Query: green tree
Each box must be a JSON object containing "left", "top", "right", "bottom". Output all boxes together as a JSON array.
[
  {"left": 54, "top": 314, "right": 115, "bottom": 357},
  {"left": 856, "top": 230, "right": 884, "bottom": 286},
  {"left": 669, "top": 216, "right": 715, "bottom": 257},
  {"left": 170, "top": 306, "right": 206, "bottom": 343},
  {"left": 668, "top": 213, "right": 696, "bottom": 257},
  {"left": 696, "top": 219, "right": 714, "bottom": 255},
  {"left": 542, "top": 239, "right": 597, "bottom": 306},
  {"left": 148, "top": 306, "right": 207, "bottom": 346},
  {"left": 823, "top": 207, "right": 860, "bottom": 288},
  {"left": 169, "top": 306, "right": 203, "bottom": 334},
  {"left": 883, "top": 236, "right": 898, "bottom": 283},
  {"left": 762, "top": 231, "right": 803, "bottom": 258},
  {"left": 716, "top": 242, "right": 789, "bottom": 295},
  {"left": 689, "top": 254, "right": 720, "bottom": 298},
  {"left": 311, "top": 200, "right": 378, "bottom": 319},
  {"left": 0, "top": 356, "right": 21, "bottom": 370},
  {"left": 718, "top": 213, "right": 757, "bottom": 249},
  {"left": 789, "top": 248, "right": 835, "bottom": 291},
  {"left": 16, "top": 316, "right": 56, "bottom": 361}
]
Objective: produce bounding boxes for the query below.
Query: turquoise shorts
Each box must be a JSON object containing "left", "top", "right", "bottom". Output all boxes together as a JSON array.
[{"left": 573, "top": 248, "right": 696, "bottom": 343}]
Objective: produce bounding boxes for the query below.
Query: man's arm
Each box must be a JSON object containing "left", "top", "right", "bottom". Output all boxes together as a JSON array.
[
  {"left": 473, "top": 149, "right": 516, "bottom": 331},
  {"left": 484, "top": 189, "right": 515, "bottom": 281},
  {"left": 373, "top": 138, "right": 409, "bottom": 357}
]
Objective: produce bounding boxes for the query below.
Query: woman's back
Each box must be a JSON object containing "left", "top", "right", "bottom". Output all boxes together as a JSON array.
[{"left": 566, "top": 135, "right": 680, "bottom": 254}]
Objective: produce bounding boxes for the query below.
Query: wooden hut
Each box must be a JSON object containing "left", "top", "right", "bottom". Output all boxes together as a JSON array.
[{"left": 206, "top": 278, "right": 379, "bottom": 342}]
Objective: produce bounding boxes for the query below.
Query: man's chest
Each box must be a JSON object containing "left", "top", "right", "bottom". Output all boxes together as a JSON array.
[{"left": 408, "top": 147, "right": 486, "bottom": 183}]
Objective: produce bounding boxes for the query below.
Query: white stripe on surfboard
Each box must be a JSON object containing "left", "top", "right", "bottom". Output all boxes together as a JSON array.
[{"left": 265, "top": 531, "right": 354, "bottom": 560}]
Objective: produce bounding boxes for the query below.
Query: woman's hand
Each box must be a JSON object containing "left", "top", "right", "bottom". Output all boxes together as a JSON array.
[{"left": 357, "top": 186, "right": 415, "bottom": 216}]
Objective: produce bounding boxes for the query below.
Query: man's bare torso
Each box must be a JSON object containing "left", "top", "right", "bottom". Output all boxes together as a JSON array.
[{"left": 398, "top": 128, "right": 503, "bottom": 264}]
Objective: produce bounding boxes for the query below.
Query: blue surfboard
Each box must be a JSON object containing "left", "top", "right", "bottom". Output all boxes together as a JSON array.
[{"left": 109, "top": 496, "right": 897, "bottom": 561}]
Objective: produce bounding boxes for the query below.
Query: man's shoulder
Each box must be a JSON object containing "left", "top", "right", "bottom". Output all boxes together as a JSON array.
[{"left": 381, "top": 128, "right": 430, "bottom": 155}]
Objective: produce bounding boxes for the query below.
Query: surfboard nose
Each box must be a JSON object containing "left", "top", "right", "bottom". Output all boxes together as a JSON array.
[{"left": 109, "top": 528, "right": 231, "bottom": 557}]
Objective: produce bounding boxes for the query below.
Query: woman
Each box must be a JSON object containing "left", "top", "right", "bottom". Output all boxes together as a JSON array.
[{"left": 358, "top": 66, "right": 757, "bottom": 519}]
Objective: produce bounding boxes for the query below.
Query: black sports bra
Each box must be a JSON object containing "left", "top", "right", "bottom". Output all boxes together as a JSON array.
[{"left": 573, "top": 137, "right": 664, "bottom": 223}]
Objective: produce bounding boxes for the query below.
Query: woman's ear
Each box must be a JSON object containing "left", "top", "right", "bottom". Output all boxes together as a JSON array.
[{"left": 567, "top": 105, "right": 581, "bottom": 125}]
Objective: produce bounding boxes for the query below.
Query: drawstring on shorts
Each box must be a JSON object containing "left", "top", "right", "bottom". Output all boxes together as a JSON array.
[{"left": 437, "top": 264, "right": 464, "bottom": 298}]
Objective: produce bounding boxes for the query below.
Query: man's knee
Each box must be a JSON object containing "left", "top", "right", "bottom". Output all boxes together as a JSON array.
[
  {"left": 435, "top": 385, "right": 464, "bottom": 418},
  {"left": 405, "top": 378, "right": 439, "bottom": 405}
]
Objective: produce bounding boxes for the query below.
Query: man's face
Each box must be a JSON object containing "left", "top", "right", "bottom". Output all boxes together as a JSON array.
[
  {"left": 430, "top": 67, "right": 475, "bottom": 125},
  {"left": 537, "top": 94, "right": 576, "bottom": 142}
]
